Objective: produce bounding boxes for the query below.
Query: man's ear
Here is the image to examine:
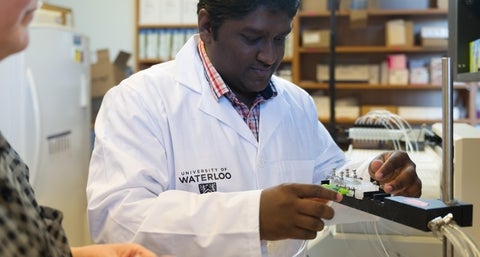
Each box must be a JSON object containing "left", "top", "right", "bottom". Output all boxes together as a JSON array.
[{"left": 198, "top": 8, "right": 213, "bottom": 44}]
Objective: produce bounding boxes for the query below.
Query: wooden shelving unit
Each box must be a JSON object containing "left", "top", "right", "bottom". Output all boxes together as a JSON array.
[
  {"left": 133, "top": 1, "right": 480, "bottom": 127},
  {"left": 289, "top": 5, "right": 480, "bottom": 127},
  {"left": 134, "top": 0, "right": 197, "bottom": 71},
  {"left": 134, "top": 23, "right": 197, "bottom": 71},
  {"left": 299, "top": 82, "right": 470, "bottom": 90},
  {"left": 299, "top": 46, "right": 447, "bottom": 53}
]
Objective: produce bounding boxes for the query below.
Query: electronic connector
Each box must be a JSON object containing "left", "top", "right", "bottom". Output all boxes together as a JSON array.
[
  {"left": 321, "top": 168, "right": 380, "bottom": 199},
  {"left": 321, "top": 167, "right": 473, "bottom": 232}
]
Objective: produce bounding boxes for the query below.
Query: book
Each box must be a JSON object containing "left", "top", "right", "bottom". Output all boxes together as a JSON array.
[{"left": 469, "top": 38, "right": 480, "bottom": 73}]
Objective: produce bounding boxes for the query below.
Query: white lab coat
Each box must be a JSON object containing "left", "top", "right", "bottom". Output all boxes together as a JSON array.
[{"left": 87, "top": 35, "right": 347, "bottom": 257}]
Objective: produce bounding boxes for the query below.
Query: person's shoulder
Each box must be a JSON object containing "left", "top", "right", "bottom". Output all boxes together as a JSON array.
[
  {"left": 102, "top": 60, "right": 177, "bottom": 100},
  {"left": 118, "top": 60, "right": 176, "bottom": 87},
  {"left": 137, "top": 60, "right": 176, "bottom": 79}
]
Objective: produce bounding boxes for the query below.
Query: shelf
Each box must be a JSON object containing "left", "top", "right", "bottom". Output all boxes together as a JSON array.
[
  {"left": 139, "top": 57, "right": 295, "bottom": 66},
  {"left": 299, "top": 82, "right": 471, "bottom": 90},
  {"left": 299, "top": 9, "right": 448, "bottom": 17},
  {"left": 319, "top": 117, "right": 467, "bottom": 125},
  {"left": 133, "top": 0, "right": 479, "bottom": 127},
  {"left": 290, "top": 5, "right": 479, "bottom": 126},
  {"left": 299, "top": 46, "right": 447, "bottom": 53}
]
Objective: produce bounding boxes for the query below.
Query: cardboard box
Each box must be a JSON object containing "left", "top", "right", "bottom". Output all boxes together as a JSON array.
[
  {"left": 437, "top": 0, "right": 447, "bottom": 9},
  {"left": 301, "top": 0, "right": 327, "bottom": 12},
  {"left": 336, "top": 106, "right": 360, "bottom": 119},
  {"left": 90, "top": 49, "right": 131, "bottom": 97},
  {"left": 388, "top": 69, "right": 409, "bottom": 85},
  {"left": 317, "top": 64, "right": 370, "bottom": 82},
  {"left": 420, "top": 26, "right": 448, "bottom": 47},
  {"left": 387, "top": 54, "right": 407, "bottom": 69},
  {"left": 385, "top": 19, "right": 414, "bottom": 47},
  {"left": 361, "top": 105, "right": 398, "bottom": 115},
  {"left": 421, "top": 38, "right": 448, "bottom": 47},
  {"left": 302, "top": 30, "right": 330, "bottom": 48},
  {"left": 398, "top": 106, "right": 460, "bottom": 120},
  {"left": 369, "top": 64, "right": 380, "bottom": 84},
  {"left": 420, "top": 26, "right": 448, "bottom": 39},
  {"left": 340, "top": 0, "right": 351, "bottom": 11},
  {"left": 410, "top": 67, "right": 429, "bottom": 85},
  {"left": 430, "top": 57, "right": 442, "bottom": 85},
  {"left": 39, "top": 3, "right": 73, "bottom": 26},
  {"left": 312, "top": 95, "right": 359, "bottom": 120}
]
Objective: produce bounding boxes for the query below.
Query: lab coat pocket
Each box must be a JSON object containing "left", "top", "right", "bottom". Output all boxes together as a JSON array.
[{"left": 258, "top": 160, "right": 315, "bottom": 188}]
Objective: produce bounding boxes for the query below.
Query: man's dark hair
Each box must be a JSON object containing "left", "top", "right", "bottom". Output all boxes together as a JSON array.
[{"left": 197, "top": 0, "right": 300, "bottom": 38}]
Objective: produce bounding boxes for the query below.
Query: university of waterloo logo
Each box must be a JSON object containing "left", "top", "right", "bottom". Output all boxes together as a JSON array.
[
  {"left": 178, "top": 167, "right": 231, "bottom": 193},
  {"left": 199, "top": 183, "right": 217, "bottom": 194}
]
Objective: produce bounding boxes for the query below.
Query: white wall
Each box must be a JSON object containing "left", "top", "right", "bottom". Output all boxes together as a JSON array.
[{"left": 44, "top": 0, "right": 135, "bottom": 66}]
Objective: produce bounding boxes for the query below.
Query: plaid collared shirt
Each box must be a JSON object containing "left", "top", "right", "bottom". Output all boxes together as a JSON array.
[
  {"left": 0, "top": 133, "right": 72, "bottom": 257},
  {"left": 197, "top": 40, "right": 277, "bottom": 141}
]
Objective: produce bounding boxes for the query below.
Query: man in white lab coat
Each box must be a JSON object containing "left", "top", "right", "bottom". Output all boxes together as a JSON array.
[{"left": 87, "top": 0, "right": 421, "bottom": 256}]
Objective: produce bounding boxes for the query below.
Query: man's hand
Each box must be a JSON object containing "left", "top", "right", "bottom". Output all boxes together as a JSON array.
[
  {"left": 259, "top": 183, "right": 342, "bottom": 241},
  {"left": 369, "top": 151, "right": 422, "bottom": 197}
]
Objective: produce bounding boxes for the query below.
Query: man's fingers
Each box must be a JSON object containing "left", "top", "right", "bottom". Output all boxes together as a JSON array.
[
  {"left": 291, "top": 183, "right": 342, "bottom": 202},
  {"left": 293, "top": 214, "right": 327, "bottom": 233},
  {"left": 297, "top": 198, "right": 335, "bottom": 220},
  {"left": 260, "top": 183, "right": 342, "bottom": 241},
  {"left": 370, "top": 159, "right": 383, "bottom": 172},
  {"left": 385, "top": 171, "right": 422, "bottom": 197}
]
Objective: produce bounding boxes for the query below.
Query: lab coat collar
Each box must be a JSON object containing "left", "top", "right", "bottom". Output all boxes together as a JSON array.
[
  {"left": 174, "top": 34, "right": 291, "bottom": 148},
  {"left": 174, "top": 35, "right": 258, "bottom": 145},
  {"left": 173, "top": 34, "right": 206, "bottom": 94},
  {"left": 258, "top": 77, "right": 290, "bottom": 148}
]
